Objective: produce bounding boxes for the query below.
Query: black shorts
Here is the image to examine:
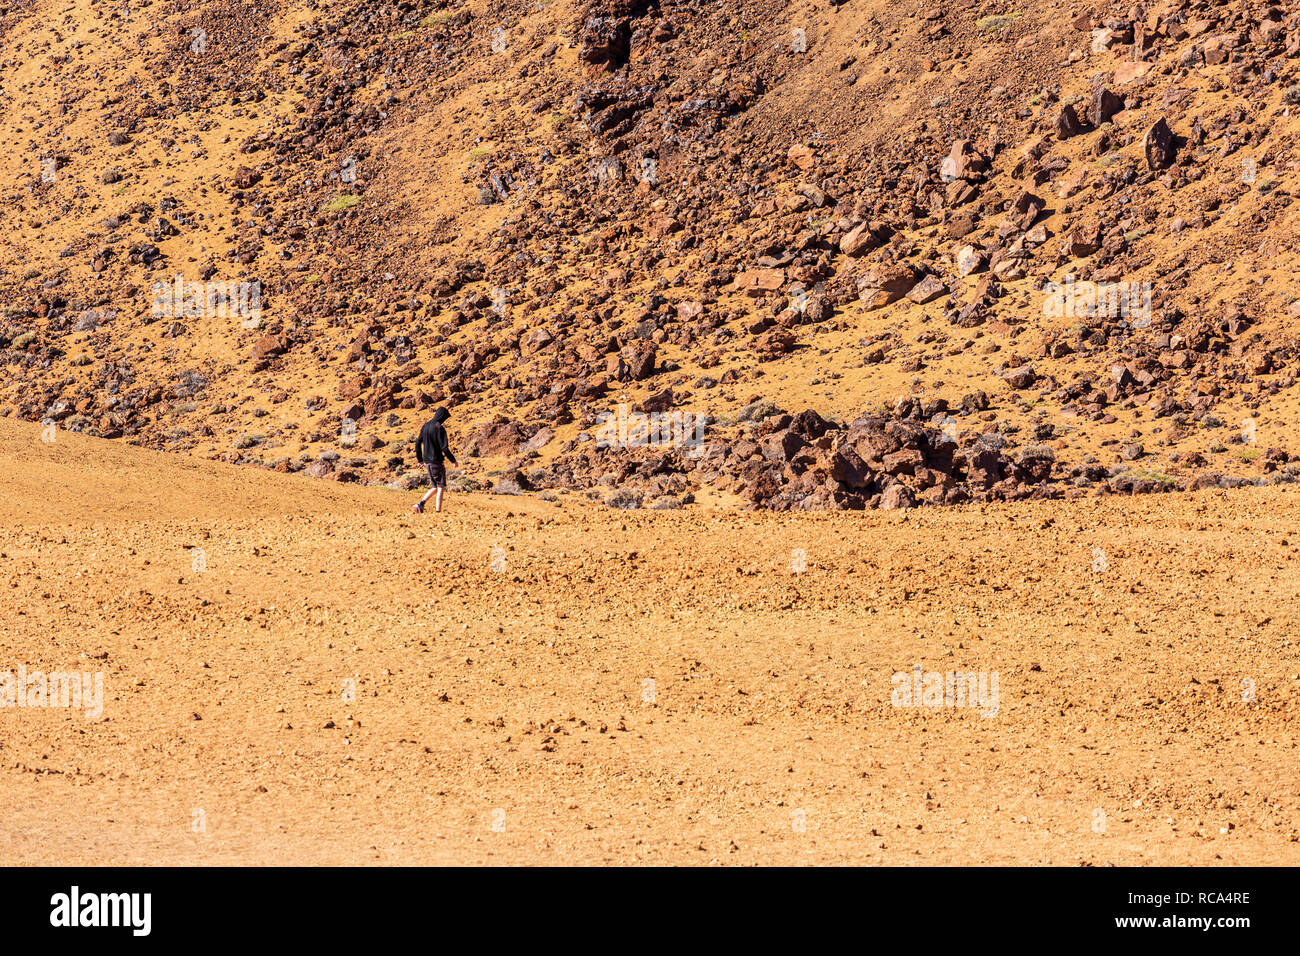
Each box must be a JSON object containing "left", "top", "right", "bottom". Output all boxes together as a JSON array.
[{"left": 425, "top": 460, "right": 446, "bottom": 489}]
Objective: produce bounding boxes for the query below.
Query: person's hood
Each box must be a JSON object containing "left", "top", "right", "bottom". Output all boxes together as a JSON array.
[{"left": 431, "top": 407, "right": 450, "bottom": 425}]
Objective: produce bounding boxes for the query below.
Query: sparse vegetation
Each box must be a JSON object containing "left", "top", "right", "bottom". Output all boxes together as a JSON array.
[
  {"left": 324, "top": 194, "right": 361, "bottom": 212},
  {"left": 1129, "top": 469, "right": 1178, "bottom": 486},
  {"left": 1020, "top": 443, "right": 1056, "bottom": 461},
  {"left": 737, "top": 399, "right": 780, "bottom": 422},
  {"left": 606, "top": 488, "right": 643, "bottom": 509},
  {"left": 977, "top": 12, "right": 1022, "bottom": 31}
]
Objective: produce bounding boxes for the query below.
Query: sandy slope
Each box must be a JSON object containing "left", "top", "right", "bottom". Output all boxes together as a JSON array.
[{"left": 0, "top": 418, "right": 1296, "bottom": 865}]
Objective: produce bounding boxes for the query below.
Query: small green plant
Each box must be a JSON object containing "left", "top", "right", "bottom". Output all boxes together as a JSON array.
[
  {"left": 324, "top": 194, "right": 361, "bottom": 212},
  {"left": 978, "top": 12, "right": 1022, "bottom": 31},
  {"left": 11, "top": 331, "right": 36, "bottom": 349},
  {"left": 1238, "top": 447, "right": 1261, "bottom": 462},
  {"left": 738, "top": 399, "right": 781, "bottom": 422},
  {"left": 468, "top": 146, "right": 491, "bottom": 161},
  {"left": 422, "top": 11, "right": 451, "bottom": 27},
  {"left": 1020, "top": 443, "right": 1056, "bottom": 461},
  {"left": 1130, "top": 469, "right": 1177, "bottom": 486},
  {"left": 606, "top": 488, "right": 643, "bottom": 509}
]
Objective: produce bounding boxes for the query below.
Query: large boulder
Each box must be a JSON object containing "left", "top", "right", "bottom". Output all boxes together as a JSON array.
[
  {"left": 619, "top": 341, "right": 656, "bottom": 380},
  {"left": 1087, "top": 87, "right": 1124, "bottom": 126},
  {"left": 474, "top": 420, "right": 524, "bottom": 457},
  {"left": 856, "top": 263, "right": 919, "bottom": 310},
  {"left": 1143, "top": 118, "right": 1176, "bottom": 170},
  {"left": 879, "top": 483, "right": 916, "bottom": 510},
  {"left": 830, "top": 447, "right": 873, "bottom": 489}
]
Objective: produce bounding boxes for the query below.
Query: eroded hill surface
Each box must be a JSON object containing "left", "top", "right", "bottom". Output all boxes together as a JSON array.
[{"left": 5, "top": 0, "right": 1300, "bottom": 510}]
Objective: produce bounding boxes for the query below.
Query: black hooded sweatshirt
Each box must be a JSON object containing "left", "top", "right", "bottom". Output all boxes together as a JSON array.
[{"left": 415, "top": 408, "right": 457, "bottom": 466}]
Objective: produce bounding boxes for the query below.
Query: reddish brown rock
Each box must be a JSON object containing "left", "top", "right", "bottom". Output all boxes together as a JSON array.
[
  {"left": 251, "top": 335, "right": 286, "bottom": 359},
  {"left": 1054, "top": 104, "right": 1084, "bottom": 139},
  {"left": 830, "top": 447, "right": 873, "bottom": 489},
  {"left": 754, "top": 328, "right": 797, "bottom": 358},
  {"left": 1143, "top": 118, "right": 1176, "bottom": 170},
  {"left": 840, "top": 221, "right": 885, "bottom": 257},
  {"left": 620, "top": 341, "right": 656, "bottom": 380},
  {"left": 879, "top": 483, "right": 916, "bottom": 510},
  {"left": 474, "top": 420, "right": 525, "bottom": 457},
  {"left": 1088, "top": 87, "right": 1124, "bottom": 126},
  {"left": 857, "top": 264, "right": 920, "bottom": 310},
  {"left": 232, "top": 166, "right": 262, "bottom": 189},
  {"left": 730, "top": 268, "right": 786, "bottom": 296},
  {"left": 787, "top": 144, "right": 816, "bottom": 170}
]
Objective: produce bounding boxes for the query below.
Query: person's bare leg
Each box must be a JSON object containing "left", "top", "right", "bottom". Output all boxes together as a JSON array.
[
  {"left": 434, "top": 487, "right": 444, "bottom": 513},
  {"left": 414, "top": 487, "right": 435, "bottom": 513}
]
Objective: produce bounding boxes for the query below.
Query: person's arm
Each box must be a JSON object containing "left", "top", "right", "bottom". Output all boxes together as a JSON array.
[
  {"left": 414, "top": 428, "right": 424, "bottom": 463},
  {"left": 441, "top": 428, "right": 457, "bottom": 465}
]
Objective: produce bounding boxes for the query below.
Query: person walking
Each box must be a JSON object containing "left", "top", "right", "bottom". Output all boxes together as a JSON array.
[{"left": 413, "top": 407, "right": 457, "bottom": 514}]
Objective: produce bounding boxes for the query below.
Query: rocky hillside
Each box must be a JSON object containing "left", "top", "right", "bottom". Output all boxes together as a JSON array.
[{"left": 5, "top": 0, "right": 1300, "bottom": 509}]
